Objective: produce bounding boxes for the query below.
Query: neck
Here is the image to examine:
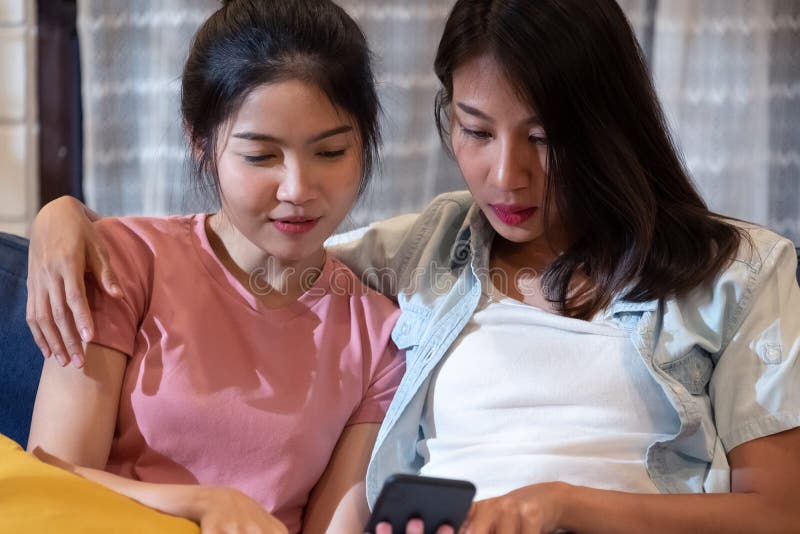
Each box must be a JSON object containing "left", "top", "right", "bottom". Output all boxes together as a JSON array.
[
  {"left": 492, "top": 234, "right": 565, "bottom": 273},
  {"left": 205, "top": 212, "right": 326, "bottom": 302}
]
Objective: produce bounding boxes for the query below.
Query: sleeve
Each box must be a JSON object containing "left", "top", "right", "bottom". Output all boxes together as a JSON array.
[
  {"left": 346, "top": 300, "right": 406, "bottom": 426},
  {"left": 326, "top": 191, "right": 475, "bottom": 302},
  {"left": 85, "top": 219, "right": 152, "bottom": 357},
  {"left": 709, "top": 236, "right": 800, "bottom": 452},
  {"left": 325, "top": 212, "right": 421, "bottom": 302}
]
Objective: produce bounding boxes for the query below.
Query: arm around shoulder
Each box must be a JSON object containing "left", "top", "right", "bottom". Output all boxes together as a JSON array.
[
  {"left": 327, "top": 191, "right": 474, "bottom": 301},
  {"left": 27, "top": 195, "right": 120, "bottom": 367}
]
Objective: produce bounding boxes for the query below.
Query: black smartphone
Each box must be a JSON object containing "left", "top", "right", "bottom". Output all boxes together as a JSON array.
[{"left": 364, "top": 474, "right": 477, "bottom": 534}]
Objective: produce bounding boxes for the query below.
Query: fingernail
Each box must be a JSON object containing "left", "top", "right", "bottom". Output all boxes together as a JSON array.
[
  {"left": 81, "top": 328, "right": 90, "bottom": 341},
  {"left": 56, "top": 354, "right": 68, "bottom": 367},
  {"left": 111, "top": 284, "right": 122, "bottom": 295},
  {"left": 72, "top": 354, "right": 85, "bottom": 368}
]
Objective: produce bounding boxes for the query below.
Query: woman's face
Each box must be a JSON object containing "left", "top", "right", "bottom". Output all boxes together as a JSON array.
[
  {"left": 450, "top": 54, "right": 561, "bottom": 252},
  {"left": 214, "top": 80, "right": 362, "bottom": 263}
]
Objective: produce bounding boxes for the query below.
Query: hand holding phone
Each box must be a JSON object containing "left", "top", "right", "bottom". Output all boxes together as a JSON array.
[{"left": 364, "top": 474, "right": 476, "bottom": 534}]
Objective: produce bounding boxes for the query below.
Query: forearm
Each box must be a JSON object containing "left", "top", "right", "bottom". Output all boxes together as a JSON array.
[
  {"left": 72, "top": 464, "right": 208, "bottom": 522},
  {"left": 560, "top": 484, "right": 800, "bottom": 534},
  {"left": 303, "top": 424, "right": 378, "bottom": 533},
  {"left": 304, "top": 481, "right": 369, "bottom": 534},
  {"left": 72, "top": 464, "right": 287, "bottom": 533}
]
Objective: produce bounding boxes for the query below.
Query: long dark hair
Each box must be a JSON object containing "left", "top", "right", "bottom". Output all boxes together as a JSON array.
[
  {"left": 182, "top": 0, "right": 381, "bottom": 204},
  {"left": 435, "top": 0, "right": 747, "bottom": 319}
]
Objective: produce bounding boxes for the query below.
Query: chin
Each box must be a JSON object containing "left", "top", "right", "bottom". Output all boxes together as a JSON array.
[
  {"left": 487, "top": 220, "right": 541, "bottom": 243},
  {"left": 271, "top": 245, "right": 319, "bottom": 263},
  {"left": 247, "top": 237, "right": 312, "bottom": 266},
  {"left": 499, "top": 230, "right": 542, "bottom": 244}
]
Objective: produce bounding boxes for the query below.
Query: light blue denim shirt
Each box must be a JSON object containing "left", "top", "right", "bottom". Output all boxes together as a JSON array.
[{"left": 329, "top": 191, "right": 800, "bottom": 506}]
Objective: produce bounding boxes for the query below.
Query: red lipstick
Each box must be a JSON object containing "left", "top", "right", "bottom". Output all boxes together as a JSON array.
[{"left": 490, "top": 205, "right": 537, "bottom": 226}]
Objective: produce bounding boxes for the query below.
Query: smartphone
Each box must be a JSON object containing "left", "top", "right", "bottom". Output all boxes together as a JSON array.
[{"left": 364, "top": 474, "right": 477, "bottom": 534}]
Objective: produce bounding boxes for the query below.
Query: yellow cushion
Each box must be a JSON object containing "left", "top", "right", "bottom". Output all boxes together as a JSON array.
[{"left": 0, "top": 434, "right": 198, "bottom": 533}]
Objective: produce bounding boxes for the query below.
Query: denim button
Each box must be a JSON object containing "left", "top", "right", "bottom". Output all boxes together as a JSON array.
[{"left": 763, "top": 344, "right": 781, "bottom": 364}]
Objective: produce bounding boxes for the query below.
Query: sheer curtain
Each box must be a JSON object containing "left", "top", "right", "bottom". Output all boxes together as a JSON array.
[
  {"left": 333, "top": 1, "right": 463, "bottom": 230},
  {"left": 651, "top": 0, "right": 800, "bottom": 243},
  {"left": 78, "top": 0, "right": 216, "bottom": 216},
  {"left": 78, "top": 0, "right": 800, "bottom": 241}
]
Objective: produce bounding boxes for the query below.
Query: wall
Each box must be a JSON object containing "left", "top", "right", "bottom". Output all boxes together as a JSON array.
[{"left": 0, "top": 0, "right": 37, "bottom": 236}]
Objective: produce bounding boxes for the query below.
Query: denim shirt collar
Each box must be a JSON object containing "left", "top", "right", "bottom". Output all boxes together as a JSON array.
[{"left": 608, "top": 298, "right": 659, "bottom": 315}]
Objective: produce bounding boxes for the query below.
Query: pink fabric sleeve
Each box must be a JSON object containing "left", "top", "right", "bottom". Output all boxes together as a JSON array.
[
  {"left": 347, "top": 295, "right": 406, "bottom": 426},
  {"left": 346, "top": 343, "right": 405, "bottom": 426},
  {"left": 85, "top": 218, "right": 152, "bottom": 357}
]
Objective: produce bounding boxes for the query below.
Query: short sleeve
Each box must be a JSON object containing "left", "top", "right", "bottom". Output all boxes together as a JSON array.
[
  {"left": 347, "top": 343, "right": 406, "bottom": 426},
  {"left": 326, "top": 213, "right": 420, "bottom": 301},
  {"left": 345, "top": 290, "right": 406, "bottom": 426},
  {"left": 85, "top": 219, "right": 152, "bottom": 357},
  {"left": 327, "top": 192, "right": 475, "bottom": 302},
  {"left": 709, "top": 237, "right": 800, "bottom": 452}
]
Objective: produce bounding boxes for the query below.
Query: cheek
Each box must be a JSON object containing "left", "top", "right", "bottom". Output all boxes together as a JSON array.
[
  {"left": 453, "top": 141, "right": 488, "bottom": 189},
  {"left": 536, "top": 144, "right": 549, "bottom": 174},
  {"left": 324, "top": 157, "right": 361, "bottom": 205},
  {"left": 217, "top": 158, "right": 276, "bottom": 211}
]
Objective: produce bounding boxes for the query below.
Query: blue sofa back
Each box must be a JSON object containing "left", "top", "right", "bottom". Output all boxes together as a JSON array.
[{"left": 0, "top": 233, "right": 42, "bottom": 447}]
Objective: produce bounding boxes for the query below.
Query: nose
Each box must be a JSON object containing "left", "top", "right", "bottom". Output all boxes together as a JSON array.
[
  {"left": 276, "top": 156, "right": 317, "bottom": 205},
  {"left": 491, "top": 137, "right": 537, "bottom": 192}
]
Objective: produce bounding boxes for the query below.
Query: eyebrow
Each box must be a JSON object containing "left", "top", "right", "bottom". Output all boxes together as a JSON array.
[
  {"left": 455, "top": 102, "right": 540, "bottom": 125},
  {"left": 232, "top": 125, "right": 353, "bottom": 145}
]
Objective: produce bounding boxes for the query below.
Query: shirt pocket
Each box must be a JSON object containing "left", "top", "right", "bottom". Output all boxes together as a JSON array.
[
  {"left": 658, "top": 346, "right": 713, "bottom": 395},
  {"left": 391, "top": 307, "right": 429, "bottom": 351}
]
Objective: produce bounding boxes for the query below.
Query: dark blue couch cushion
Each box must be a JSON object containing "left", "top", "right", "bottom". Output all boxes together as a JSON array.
[{"left": 0, "top": 233, "right": 42, "bottom": 448}]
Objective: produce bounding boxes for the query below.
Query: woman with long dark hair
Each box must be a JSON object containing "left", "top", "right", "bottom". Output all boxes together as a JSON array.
[{"left": 23, "top": 1, "right": 800, "bottom": 532}]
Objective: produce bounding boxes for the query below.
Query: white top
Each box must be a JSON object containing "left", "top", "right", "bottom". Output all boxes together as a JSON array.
[{"left": 417, "top": 285, "right": 680, "bottom": 500}]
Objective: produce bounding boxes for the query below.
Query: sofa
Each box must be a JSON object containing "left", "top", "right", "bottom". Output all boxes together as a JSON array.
[{"left": 0, "top": 233, "right": 41, "bottom": 448}]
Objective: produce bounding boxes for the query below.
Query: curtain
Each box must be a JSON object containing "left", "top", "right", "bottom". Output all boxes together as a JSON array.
[
  {"left": 77, "top": 0, "right": 215, "bottom": 216},
  {"left": 334, "top": 0, "right": 462, "bottom": 230},
  {"left": 651, "top": 0, "right": 800, "bottom": 243},
  {"left": 78, "top": 0, "right": 800, "bottom": 242}
]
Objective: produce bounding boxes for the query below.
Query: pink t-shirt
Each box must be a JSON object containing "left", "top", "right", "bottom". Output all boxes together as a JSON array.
[{"left": 86, "top": 215, "right": 404, "bottom": 533}]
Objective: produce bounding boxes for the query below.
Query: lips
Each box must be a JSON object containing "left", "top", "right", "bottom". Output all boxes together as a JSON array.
[
  {"left": 270, "top": 216, "right": 320, "bottom": 234},
  {"left": 490, "top": 204, "right": 537, "bottom": 226}
]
